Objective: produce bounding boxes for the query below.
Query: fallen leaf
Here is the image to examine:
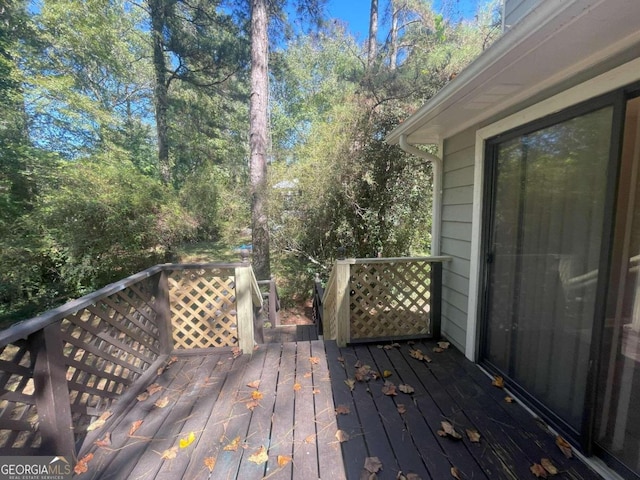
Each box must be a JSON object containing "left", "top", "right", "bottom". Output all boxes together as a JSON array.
[
  {"left": 492, "top": 376, "right": 505, "bottom": 388},
  {"left": 246, "top": 400, "right": 260, "bottom": 410},
  {"left": 433, "top": 347, "right": 444, "bottom": 353},
  {"left": 397, "top": 404, "right": 407, "bottom": 414},
  {"left": 232, "top": 346, "right": 242, "bottom": 358},
  {"left": 304, "top": 434, "right": 316, "bottom": 444},
  {"left": 155, "top": 396, "right": 170, "bottom": 408},
  {"left": 383, "top": 370, "right": 393, "bottom": 378},
  {"left": 277, "top": 455, "right": 292, "bottom": 467},
  {"left": 382, "top": 381, "right": 398, "bottom": 396},
  {"left": 337, "top": 356, "right": 345, "bottom": 363},
  {"left": 251, "top": 390, "right": 264, "bottom": 400},
  {"left": 335, "top": 430, "right": 350, "bottom": 442},
  {"left": 180, "top": 432, "right": 196, "bottom": 449},
  {"left": 504, "top": 396, "right": 514, "bottom": 403},
  {"left": 438, "top": 341, "right": 451, "bottom": 349},
  {"left": 335, "top": 405, "right": 350, "bottom": 415},
  {"left": 377, "top": 344, "right": 384, "bottom": 349},
  {"left": 74, "top": 453, "right": 93, "bottom": 474},
  {"left": 157, "top": 366, "right": 165, "bottom": 375},
  {"left": 94, "top": 432, "right": 111, "bottom": 448},
  {"left": 137, "top": 391, "right": 150, "bottom": 402},
  {"left": 355, "top": 364, "right": 375, "bottom": 382},
  {"left": 303, "top": 371, "right": 312, "bottom": 378},
  {"left": 147, "top": 383, "right": 163, "bottom": 395},
  {"left": 87, "top": 411, "right": 112, "bottom": 431},
  {"left": 161, "top": 446, "right": 178, "bottom": 460},
  {"left": 309, "top": 356, "right": 320, "bottom": 365},
  {"left": 555, "top": 436, "right": 573, "bottom": 458},
  {"left": 364, "top": 456, "right": 383, "bottom": 473},
  {"left": 409, "top": 348, "right": 424, "bottom": 360},
  {"left": 530, "top": 463, "right": 548, "bottom": 478},
  {"left": 440, "top": 421, "right": 462, "bottom": 440},
  {"left": 399, "top": 384, "right": 415, "bottom": 394},
  {"left": 129, "top": 420, "right": 143, "bottom": 436},
  {"left": 397, "top": 473, "right": 422, "bottom": 480},
  {"left": 540, "top": 458, "right": 558, "bottom": 475},
  {"left": 204, "top": 456, "right": 216, "bottom": 472},
  {"left": 247, "top": 380, "right": 261, "bottom": 389},
  {"left": 223, "top": 436, "right": 241, "bottom": 451},
  {"left": 168, "top": 356, "right": 178, "bottom": 365},
  {"left": 466, "top": 429, "right": 481, "bottom": 443},
  {"left": 313, "top": 388, "right": 320, "bottom": 394},
  {"left": 451, "top": 466, "right": 462, "bottom": 479},
  {"left": 293, "top": 383, "right": 302, "bottom": 391},
  {"left": 248, "top": 446, "right": 268, "bottom": 464},
  {"left": 354, "top": 360, "right": 363, "bottom": 368},
  {"left": 437, "top": 430, "right": 447, "bottom": 437}
]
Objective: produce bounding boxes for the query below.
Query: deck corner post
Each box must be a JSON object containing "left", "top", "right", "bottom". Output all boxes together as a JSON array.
[
  {"left": 235, "top": 265, "right": 255, "bottom": 354},
  {"left": 430, "top": 261, "right": 443, "bottom": 339},
  {"left": 335, "top": 260, "right": 351, "bottom": 348},
  {"left": 154, "top": 269, "right": 174, "bottom": 354},
  {"left": 30, "top": 324, "right": 76, "bottom": 460}
]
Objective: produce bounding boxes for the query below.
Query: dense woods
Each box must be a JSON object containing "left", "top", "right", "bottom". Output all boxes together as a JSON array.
[{"left": 0, "top": 0, "right": 500, "bottom": 322}]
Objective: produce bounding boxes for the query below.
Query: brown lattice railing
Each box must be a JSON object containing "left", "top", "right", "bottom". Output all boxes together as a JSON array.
[
  {"left": 0, "top": 263, "right": 262, "bottom": 460},
  {"left": 321, "top": 257, "right": 450, "bottom": 346}
]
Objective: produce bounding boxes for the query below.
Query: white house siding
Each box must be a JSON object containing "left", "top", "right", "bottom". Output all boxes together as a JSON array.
[
  {"left": 440, "top": 128, "right": 476, "bottom": 352},
  {"left": 503, "top": 0, "right": 538, "bottom": 31}
]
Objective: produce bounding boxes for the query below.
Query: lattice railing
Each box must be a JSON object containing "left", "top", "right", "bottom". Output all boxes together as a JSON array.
[
  {"left": 0, "top": 262, "right": 262, "bottom": 460},
  {"left": 322, "top": 257, "right": 449, "bottom": 346}
]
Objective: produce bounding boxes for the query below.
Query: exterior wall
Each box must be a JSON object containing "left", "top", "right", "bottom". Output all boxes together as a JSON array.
[
  {"left": 439, "top": 128, "right": 476, "bottom": 352},
  {"left": 503, "top": 0, "right": 539, "bottom": 31}
]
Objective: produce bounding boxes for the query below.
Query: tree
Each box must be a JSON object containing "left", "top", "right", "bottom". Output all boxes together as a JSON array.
[{"left": 367, "top": 0, "right": 378, "bottom": 67}]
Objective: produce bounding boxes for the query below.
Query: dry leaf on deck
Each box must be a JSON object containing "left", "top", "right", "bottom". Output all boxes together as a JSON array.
[
  {"left": 248, "top": 446, "right": 268, "bottom": 464},
  {"left": 335, "top": 405, "right": 350, "bottom": 415},
  {"left": 540, "top": 458, "right": 558, "bottom": 475},
  {"left": 440, "top": 421, "right": 462, "bottom": 440},
  {"left": 399, "top": 384, "right": 415, "bottom": 394},
  {"left": 397, "top": 473, "right": 422, "bottom": 480},
  {"left": 147, "top": 383, "right": 163, "bottom": 395},
  {"left": 433, "top": 347, "right": 444, "bottom": 353},
  {"left": 397, "top": 404, "right": 407, "bottom": 414},
  {"left": 87, "top": 411, "right": 112, "bottom": 432},
  {"left": 223, "top": 436, "right": 241, "bottom": 451},
  {"left": 129, "top": 420, "right": 143, "bottom": 436},
  {"left": 154, "top": 396, "right": 170, "bottom": 408},
  {"left": 293, "top": 383, "right": 301, "bottom": 391},
  {"left": 409, "top": 349, "right": 424, "bottom": 360},
  {"left": 277, "top": 455, "right": 292, "bottom": 467},
  {"left": 251, "top": 390, "right": 264, "bottom": 400},
  {"left": 161, "top": 446, "right": 178, "bottom": 460},
  {"left": 137, "top": 391, "right": 149, "bottom": 402},
  {"left": 179, "top": 432, "right": 196, "bottom": 449},
  {"left": 304, "top": 434, "right": 316, "bottom": 444},
  {"left": 530, "top": 463, "right": 548, "bottom": 478},
  {"left": 232, "top": 346, "right": 242, "bottom": 358},
  {"left": 335, "top": 430, "right": 350, "bottom": 442},
  {"left": 355, "top": 364, "right": 375, "bottom": 382},
  {"left": 204, "top": 456, "right": 216, "bottom": 472},
  {"left": 303, "top": 371, "right": 312, "bottom": 378},
  {"left": 383, "top": 370, "right": 393, "bottom": 378},
  {"left": 382, "top": 381, "right": 397, "bottom": 396},
  {"left": 466, "top": 429, "right": 481, "bottom": 443},
  {"left": 312, "top": 388, "right": 320, "bottom": 394},
  {"left": 157, "top": 366, "right": 165, "bottom": 376},
  {"left": 438, "top": 341, "right": 451, "bottom": 349},
  {"left": 309, "top": 356, "right": 320, "bottom": 365},
  {"left": 555, "top": 435, "right": 573, "bottom": 458},
  {"left": 246, "top": 400, "right": 259, "bottom": 411},
  {"left": 73, "top": 453, "right": 93, "bottom": 474},
  {"left": 492, "top": 376, "right": 505, "bottom": 388},
  {"left": 354, "top": 360, "right": 363, "bottom": 368},
  {"left": 94, "top": 432, "right": 111, "bottom": 448},
  {"left": 451, "top": 466, "right": 462, "bottom": 479},
  {"left": 364, "top": 456, "right": 383, "bottom": 473},
  {"left": 504, "top": 396, "right": 514, "bottom": 403},
  {"left": 337, "top": 356, "right": 345, "bottom": 364},
  {"left": 247, "top": 380, "right": 261, "bottom": 389}
]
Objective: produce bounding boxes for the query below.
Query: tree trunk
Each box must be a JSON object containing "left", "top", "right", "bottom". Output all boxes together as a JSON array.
[
  {"left": 149, "top": 0, "right": 171, "bottom": 185},
  {"left": 390, "top": 0, "right": 399, "bottom": 70},
  {"left": 249, "top": 0, "right": 270, "bottom": 279},
  {"left": 367, "top": 0, "right": 378, "bottom": 68}
]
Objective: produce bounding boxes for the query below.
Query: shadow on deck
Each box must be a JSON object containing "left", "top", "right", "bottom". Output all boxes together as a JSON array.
[{"left": 74, "top": 338, "right": 603, "bottom": 480}]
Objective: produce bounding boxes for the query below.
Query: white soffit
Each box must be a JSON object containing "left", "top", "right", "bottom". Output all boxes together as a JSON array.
[{"left": 386, "top": 0, "right": 640, "bottom": 145}]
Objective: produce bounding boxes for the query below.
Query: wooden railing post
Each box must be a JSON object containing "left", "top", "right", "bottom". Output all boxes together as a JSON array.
[
  {"left": 430, "top": 261, "right": 443, "bottom": 339},
  {"left": 30, "top": 324, "right": 75, "bottom": 459},
  {"left": 154, "top": 270, "right": 174, "bottom": 354},
  {"left": 335, "top": 260, "right": 351, "bottom": 347},
  {"left": 235, "top": 265, "right": 255, "bottom": 354},
  {"left": 269, "top": 276, "right": 279, "bottom": 326}
]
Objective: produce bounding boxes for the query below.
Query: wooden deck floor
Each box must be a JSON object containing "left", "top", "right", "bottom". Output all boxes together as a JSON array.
[
  {"left": 73, "top": 338, "right": 605, "bottom": 480},
  {"left": 326, "top": 339, "right": 604, "bottom": 480},
  {"left": 75, "top": 340, "right": 344, "bottom": 480}
]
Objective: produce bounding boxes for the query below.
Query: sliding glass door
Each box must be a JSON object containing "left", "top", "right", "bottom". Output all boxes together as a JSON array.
[{"left": 482, "top": 105, "right": 614, "bottom": 430}]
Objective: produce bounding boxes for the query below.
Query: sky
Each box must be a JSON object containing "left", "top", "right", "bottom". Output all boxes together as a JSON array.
[{"left": 326, "top": 0, "right": 487, "bottom": 40}]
